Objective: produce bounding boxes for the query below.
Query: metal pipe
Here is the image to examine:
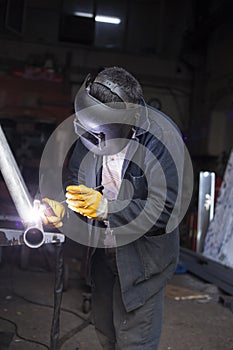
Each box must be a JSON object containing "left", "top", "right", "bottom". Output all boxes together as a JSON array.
[
  {"left": 0, "top": 125, "right": 46, "bottom": 248},
  {"left": 0, "top": 125, "right": 66, "bottom": 249},
  {"left": 0, "top": 125, "right": 33, "bottom": 222},
  {"left": 23, "top": 199, "right": 45, "bottom": 248}
]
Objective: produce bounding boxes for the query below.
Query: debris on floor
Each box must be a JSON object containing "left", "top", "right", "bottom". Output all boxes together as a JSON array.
[{"left": 166, "top": 284, "right": 211, "bottom": 301}]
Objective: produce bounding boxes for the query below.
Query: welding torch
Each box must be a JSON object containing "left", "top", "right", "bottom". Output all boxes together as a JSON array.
[{"left": 58, "top": 183, "right": 109, "bottom": 204}]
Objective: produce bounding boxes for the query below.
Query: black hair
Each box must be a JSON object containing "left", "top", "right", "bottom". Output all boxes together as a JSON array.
[{"left": 89, "top": 67, "right": 143, "bottom": 105}]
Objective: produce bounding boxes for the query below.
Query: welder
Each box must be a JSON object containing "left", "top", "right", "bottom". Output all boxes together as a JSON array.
[{"left": 42, "top": 66, "right": 185, "bottom": 350}]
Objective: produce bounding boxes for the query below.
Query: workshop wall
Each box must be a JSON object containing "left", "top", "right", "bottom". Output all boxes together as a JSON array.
[
  {"left": 0, "top": 0, "right": 193, "bottom": 134},
  {"left": 0, "top": 74, "right": 71, "bottom": 123},
  {"left": 0, "top": 0, "right": 232, "bottom": 160},
  {"left": 206, "top": 21, "right": 233, "bottom": 157},
  {"left": 0, "top": 36, "right": 191, "bottom": 130}
]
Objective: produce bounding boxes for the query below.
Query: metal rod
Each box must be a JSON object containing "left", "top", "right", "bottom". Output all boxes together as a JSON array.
[{"left": 0, "top": 125, "right": 33, "bottom": 223}]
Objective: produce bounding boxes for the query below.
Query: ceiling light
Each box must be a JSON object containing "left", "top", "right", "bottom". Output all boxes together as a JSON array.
[
  {"left": 74, "top": 12, "right": 94, "bottom": 18},
  {"left": 75, "top": 12, "right": 121, "bottom": 25},
  {"left": 95, "top": 15, "right": 121, "bottom": 24}
]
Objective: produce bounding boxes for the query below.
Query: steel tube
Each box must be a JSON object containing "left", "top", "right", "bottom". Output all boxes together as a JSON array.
[
  {"left": 0, "top": 125, "right": 65, "bottom": 249},
  {"left": 0, "top": 124, "right": 33, "bottom": 223}
]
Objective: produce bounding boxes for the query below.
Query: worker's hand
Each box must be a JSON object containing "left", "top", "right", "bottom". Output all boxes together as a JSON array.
[
  {"left": 66, "top": 184, "right": 107, "bottom": 220},
  {"left": 41, "top": 198, "right": 65, "bottom": 228}
]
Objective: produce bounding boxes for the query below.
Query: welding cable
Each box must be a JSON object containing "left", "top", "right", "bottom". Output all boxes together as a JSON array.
[
  {"left": 12, "top": 243, "right": 91, "bottom": 349},
  {"left": 0, "top": 315, "right": 49, "bottom": 349},
  {"left": 57, "top": 318, "right": 91, "bottom": 349},
  {"left": 10, "top": 292, "right": 92, "bottom": 349},
  {"left": 12, "top": 292, "right": 89, "bottom": 321},
  {"left": 6, "top": 247, "right": 92, "bottom": 347},
  {"left": 6, "top": 254, "right": 89, "bottom": 322}
]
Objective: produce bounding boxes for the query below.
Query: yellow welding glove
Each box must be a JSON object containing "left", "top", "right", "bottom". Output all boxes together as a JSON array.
[
  {"left": 41, "top": 198, "right": 65, "bottom": 228},
  {"left": 66, "top": 184, "right": 107, "bottom": 220}
]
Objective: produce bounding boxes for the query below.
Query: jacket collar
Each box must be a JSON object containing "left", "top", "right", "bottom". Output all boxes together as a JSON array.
[{"left": 134, "top": 103, "right": 150, "bottom": 137}]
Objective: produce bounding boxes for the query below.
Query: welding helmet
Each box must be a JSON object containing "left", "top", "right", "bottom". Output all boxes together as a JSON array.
[{"left": 74, "top": 73, "right": 143, "bottom": 155}]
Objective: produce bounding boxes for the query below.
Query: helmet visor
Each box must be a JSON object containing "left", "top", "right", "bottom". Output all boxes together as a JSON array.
[{"left": 74, "top": 118, "right": 106, "bottom": 150}]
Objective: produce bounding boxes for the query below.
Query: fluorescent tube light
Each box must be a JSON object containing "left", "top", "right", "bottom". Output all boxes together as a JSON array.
[
  {"left": 74, "top": 12, "right": 94, "bottom": 18},
  {"left": 74, "top": 12, "right": 121, "bottom": 24},
  {"left": 95, "top": 15, "right": 121, "bottom": 24}
]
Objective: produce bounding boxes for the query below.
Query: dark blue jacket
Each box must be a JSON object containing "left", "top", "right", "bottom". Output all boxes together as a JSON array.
[{"left": 67, "top": 105, "right": 183, "bottom": 312}]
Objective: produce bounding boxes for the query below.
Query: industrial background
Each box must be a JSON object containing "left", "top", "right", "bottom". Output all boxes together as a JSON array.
[{"left": 0, "top": 0, "right": 233, "bottom": 349}]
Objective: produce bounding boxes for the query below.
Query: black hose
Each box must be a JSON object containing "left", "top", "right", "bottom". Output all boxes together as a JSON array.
[
  {"left": 0, "top": 315, "right": 49, "bottom": 349},
  {"left": 57, "top": 319, "right": 91, "bottom": 349}
]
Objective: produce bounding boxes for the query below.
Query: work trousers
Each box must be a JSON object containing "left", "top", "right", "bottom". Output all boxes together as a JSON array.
[{"left": 91, "top": 249, "right": 165, "bottom": 350}]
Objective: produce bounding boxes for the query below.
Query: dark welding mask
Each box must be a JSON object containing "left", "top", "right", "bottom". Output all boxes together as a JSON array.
[{"left": 74, "top": 74, "right": 142, "bottom": 155}]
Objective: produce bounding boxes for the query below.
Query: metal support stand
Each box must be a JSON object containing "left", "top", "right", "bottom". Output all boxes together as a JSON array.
[
  {"left": 50, "top": 242, "right": 64, "bottom": 350},
  {"left": 0, "top": 123, "right": 66, "bottom": 348}
]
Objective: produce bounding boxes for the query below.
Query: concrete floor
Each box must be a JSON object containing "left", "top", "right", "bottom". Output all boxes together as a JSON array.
[{"left": 0, "top": 241, "right": 233, "bottom": 350}]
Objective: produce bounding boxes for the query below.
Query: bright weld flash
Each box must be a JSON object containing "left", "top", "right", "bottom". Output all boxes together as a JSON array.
[
  {"left": 23, "top": 200, "right": 45, "bottom": 248},
  {"left": 24, "top": 200, "right": 44, "bottom": 223},
  {"left": 28, "top": 207, "right": 42, "bottom": 222}
]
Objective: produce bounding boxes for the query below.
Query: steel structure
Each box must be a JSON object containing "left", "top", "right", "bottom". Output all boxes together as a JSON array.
[{"left": 0, "top": 124, "right": 64, "bottom": 247}]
